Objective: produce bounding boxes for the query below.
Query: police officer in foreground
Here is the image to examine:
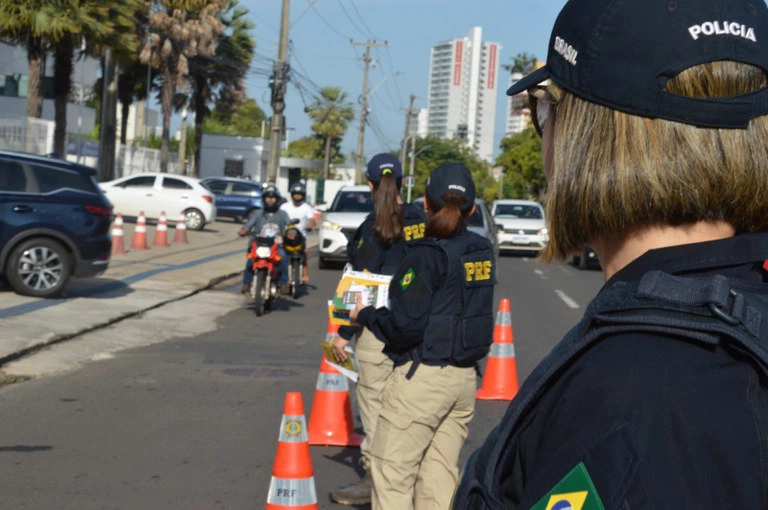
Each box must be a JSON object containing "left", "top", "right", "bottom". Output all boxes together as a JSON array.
[
  {"left": 330, "top": 153, "right": 426, "bottom": 506},
  {"left": 349, "top": 162, "right": 496, "bottom": 509},
  {"left": 453, "top": 0, "right": 768, "bottom": 508}
]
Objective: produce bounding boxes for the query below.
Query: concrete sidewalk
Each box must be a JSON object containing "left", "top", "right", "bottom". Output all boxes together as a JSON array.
[{"left": 0, "top": 219, "right": 318, "bottom": 366}]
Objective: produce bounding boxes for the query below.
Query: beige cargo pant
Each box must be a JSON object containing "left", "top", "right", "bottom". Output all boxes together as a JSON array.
[
  {"left": 355, "top": 328, "right": 394, "bottom": 469},
  {"left": 370, "top": 361, "right": 476, "bottom": 510}
]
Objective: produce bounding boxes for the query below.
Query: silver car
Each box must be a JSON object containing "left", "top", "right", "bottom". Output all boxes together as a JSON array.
[{"left": 492, "top": 199, "right": 548, "bottom": 254}]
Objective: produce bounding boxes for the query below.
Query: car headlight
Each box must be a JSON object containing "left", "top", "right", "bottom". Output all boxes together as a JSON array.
[
  {"left": 538, "top": 227, "right": 548, "bottom": 236},
  {"left": 322, "top": 221, "right": 341, "bottom": 231},
  {"left": 256, "top": 246, "right": 272, "bottom": 258}
]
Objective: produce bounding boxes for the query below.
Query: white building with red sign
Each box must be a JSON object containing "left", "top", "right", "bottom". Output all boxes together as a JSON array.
[{"left": 426, "top": 27, "right": 501, "bottom": 163}]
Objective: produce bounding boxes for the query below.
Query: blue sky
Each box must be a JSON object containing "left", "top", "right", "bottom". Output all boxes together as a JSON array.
[{"left": 239, "top": 0, "right": 567, "bottom": 164}]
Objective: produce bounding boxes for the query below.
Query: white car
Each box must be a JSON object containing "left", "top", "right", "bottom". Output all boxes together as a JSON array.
[
  {"left": 492, "top": 199, "right": 548, "bottom": 253},
  {"left": 100, "top": 173, "right": 216, "bottom": 230},
  {"left": 318, "top": 185, "right": 372, "bottom": 268}
]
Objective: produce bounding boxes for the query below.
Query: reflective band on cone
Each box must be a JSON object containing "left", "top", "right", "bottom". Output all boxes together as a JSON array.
[{"left": 477, "top": 298, "right": 519, "bottom": 400}]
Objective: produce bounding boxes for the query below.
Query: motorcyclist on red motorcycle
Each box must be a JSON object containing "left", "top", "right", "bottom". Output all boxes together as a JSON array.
[{"left": 238, "top": 185, "right": 290, "bottom": 294}]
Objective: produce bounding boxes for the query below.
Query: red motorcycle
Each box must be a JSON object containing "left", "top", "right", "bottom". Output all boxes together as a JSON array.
[{"left": 248, "top": 235, "right": 281, "bottom": 316}]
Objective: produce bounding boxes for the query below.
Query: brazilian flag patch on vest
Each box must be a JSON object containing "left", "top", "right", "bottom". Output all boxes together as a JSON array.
[
  {"left": 531, "top": 462, "right": 605, "bottom": 510},
  {"left": 400, "top": 268, "right": 415, "bottom": 290}
]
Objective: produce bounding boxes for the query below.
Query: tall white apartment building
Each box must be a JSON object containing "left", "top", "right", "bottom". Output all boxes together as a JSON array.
[
  {"left": 426, "top": 27, "right": 501, "bottom": 163},
  {"left": 505, "top": 72, "right": 531, "bottom": 136}
]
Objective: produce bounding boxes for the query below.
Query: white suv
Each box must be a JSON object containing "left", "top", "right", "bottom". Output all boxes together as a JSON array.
[
  {"left": 492, "top": 199, "right": 548, "bottom": 253},
  {"left": 318, "top": 185, "right": 372, "bottom": 268}
]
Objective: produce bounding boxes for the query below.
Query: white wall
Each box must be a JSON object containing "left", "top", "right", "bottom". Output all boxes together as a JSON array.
[{"left": 199, "top": 133, "right": 269, "bottom": 181}]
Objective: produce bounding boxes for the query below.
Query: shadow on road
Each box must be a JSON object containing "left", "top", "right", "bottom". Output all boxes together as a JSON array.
[{"left": 60, "top": 278, "right": 135, "bottom": 299}]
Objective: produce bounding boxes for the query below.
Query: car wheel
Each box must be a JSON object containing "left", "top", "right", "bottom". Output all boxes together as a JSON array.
[
  {"left": 5, "top": 238, "right": 71, "bottom": 298},
  {"left": 185, "top": 208, "right": 205, "bottom": 231}
]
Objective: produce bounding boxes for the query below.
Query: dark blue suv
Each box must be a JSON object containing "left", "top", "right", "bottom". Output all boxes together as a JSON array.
[
  {"left": 201, "top": 177, "right": 262, "bottom": 222},
  {"left": 0, "top": 151, "right": 113, "bottom": 298}
]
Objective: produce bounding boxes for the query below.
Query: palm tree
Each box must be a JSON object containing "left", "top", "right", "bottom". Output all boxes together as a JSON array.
[
  {"left": 140, "top": 0, "right": 226, "bottom": 173},
  {"left": 503, "top": 52, "right": 538, "bottom": 75},
  {"left": 308, "top": 87, "right": 355, "bottom": 179},
  {"left": 188, "top": 0, "right": 254, "bottom": 176}
]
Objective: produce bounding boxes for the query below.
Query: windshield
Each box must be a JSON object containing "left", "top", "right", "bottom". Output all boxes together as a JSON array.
[
  {"left": 330, "top": 190, "right": 373, "bottom": 213},
  {"left": 495, "top": 203, "right": 543, "bottom": 219}
]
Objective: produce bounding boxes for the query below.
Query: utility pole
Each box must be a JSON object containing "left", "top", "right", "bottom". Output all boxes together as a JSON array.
[
  {"left": 266, "top": 0, "right": 291, "bottom": 185},
  {"left": 407, "top": 133, "right": 416, "bottom": 203},
  {"left": 400, "top": 94, "right": 415, "bottom": 165},
  {"left": 178, "top": 81, "right": 189, "bottom": 175},
  {"left": 352, "top": 40, "right": 387, "bottom": 184}
]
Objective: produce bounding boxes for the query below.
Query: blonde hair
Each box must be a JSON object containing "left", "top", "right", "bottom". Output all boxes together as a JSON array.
[{"left": 542, "top": 61, "right": 768, "bottom": 262}]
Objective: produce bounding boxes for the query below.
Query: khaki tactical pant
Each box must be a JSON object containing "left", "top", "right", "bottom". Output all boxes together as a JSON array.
[
  {"left": 370, "top": 361, "right": 476, "bottom": 510},
  {"left": 355, "top": 328, "right": 394, "bottom": 469}
]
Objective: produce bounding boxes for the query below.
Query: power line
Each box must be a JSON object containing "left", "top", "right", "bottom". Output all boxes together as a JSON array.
[
  {"left": 309, "top": 0, "right": 354, "bottom": 41},
  {"left": 337, "top": 0, "right": 369, "bottom": 39},
  {"left": 349, "top": 0, "right": 379, "bottom": 40}
]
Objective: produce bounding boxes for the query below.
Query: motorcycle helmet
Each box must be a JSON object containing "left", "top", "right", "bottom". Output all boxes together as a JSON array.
[
  {"left": 290, "top": 182, "right": 306, "bottom": 201},
  {"left": 262, "top": 185, "right": 281, "bottom": 212}
]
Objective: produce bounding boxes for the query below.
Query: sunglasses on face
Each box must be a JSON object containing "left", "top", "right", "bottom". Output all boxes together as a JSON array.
[{"left": 528, "top": 88, "right": 553, "bottom": 137}]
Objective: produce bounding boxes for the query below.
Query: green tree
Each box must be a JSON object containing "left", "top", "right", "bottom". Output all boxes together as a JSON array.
[
  {"left": 307, "top": 87, "right": 355, "bottom": 179},
  {"left": 503, "top": 51, "right": 538, "bottom": 74},
  {"left": 189, "top": 0, "right": 255, "bottom": 176},
  {"left": 495, "top": 128, "right": 545, "bottom": 199},
  {"left": 405, "top": 135, "right": 497, "bottom": 202},
  {"left": 202, "top": 98, "right": 266, "bottom": 136},
  {"left": 284, "top": 135, "right": 323, "bottom": 160},
  {"left": 141, "top": 0, "right": 226, "bottom": 172}
]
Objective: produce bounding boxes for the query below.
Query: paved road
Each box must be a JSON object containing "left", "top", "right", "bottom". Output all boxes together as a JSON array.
[{"left": 0, "top": 242, "right": 603, "bottom": 509}]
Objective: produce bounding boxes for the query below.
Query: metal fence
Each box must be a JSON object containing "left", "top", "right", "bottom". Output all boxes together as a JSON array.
[{"left": 0, "top": 117, "right": 54, "bottom": 155}]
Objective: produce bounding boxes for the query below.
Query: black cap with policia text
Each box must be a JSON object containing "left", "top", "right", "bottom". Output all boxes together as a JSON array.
[
  {"left": 507, "top": 0, "right": 768, "bottom": 129},
  {"left": 426, "top": 162, "right": 476, "bottom": 211}
]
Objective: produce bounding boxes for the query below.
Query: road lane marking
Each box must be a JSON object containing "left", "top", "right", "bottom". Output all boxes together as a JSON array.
[
  {"left": 534, "top": 269, "right": 544, "bottom": 276},
  {"left": 558, "top": 264, "right": 574, "bottom": 276},
  {"left": 555, "top": 290, "right": 580, "bottom": 309}
]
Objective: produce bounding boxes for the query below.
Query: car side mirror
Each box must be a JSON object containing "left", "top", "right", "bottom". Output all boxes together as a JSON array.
[{"left": 315, "top": 203, "right": 328, "bottom": 213}]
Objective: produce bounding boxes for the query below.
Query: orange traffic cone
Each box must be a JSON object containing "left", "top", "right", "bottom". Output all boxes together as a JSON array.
[
  {"left": 325, "top": 321, "right": 339, "bottom": 344},
  {"left": 476, "top": 298, "right": 519, "bottom": 400},
  {"left": 130, "top": 211, "right": 149, "bottom": 250},
  {"left": 111, "top": 214, "right": 126, "bottom": 255},
  {"left": 266, "top": 392, "right": 318, "bottom": 510},
  {"left": 172, "top": 212, "right": 188, "bottom": 244},
  {"left": 153, "top": 211, "right": 170, "bottom": 247},
  {"left": 308, "top": 331, "right": 363, "bottom": 447}
]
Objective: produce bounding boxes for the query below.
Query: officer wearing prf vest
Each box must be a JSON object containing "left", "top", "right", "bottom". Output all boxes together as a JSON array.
[
  {"left": 330, "top": 153, "right": 427, "bottom": 506},
  {"left": 349, "top": 162, "right": 496, "bottom": 510},
  {"left": 453, "top": 0, "right": 768, "bottom": 508}
]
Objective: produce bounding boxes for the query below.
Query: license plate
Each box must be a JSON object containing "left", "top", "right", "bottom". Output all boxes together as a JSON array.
[{"left": 512, "top": 236, "right": 529, "bottom": 243}]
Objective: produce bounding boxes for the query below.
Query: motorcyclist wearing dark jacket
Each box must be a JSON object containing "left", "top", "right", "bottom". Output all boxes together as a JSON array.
[{"left": 238, "top": 185, "right": 290, "bottom": 294}]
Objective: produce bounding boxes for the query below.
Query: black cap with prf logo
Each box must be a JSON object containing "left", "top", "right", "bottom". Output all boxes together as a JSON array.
[
  {"left": 366, "top": 153, "right": 403, "bottom": 182},
  {"left": 507, "top": 0, "right": 768, "bottom": 129},
  {"left": 426, "top": 162, "right": 476, "bottom": 212}
]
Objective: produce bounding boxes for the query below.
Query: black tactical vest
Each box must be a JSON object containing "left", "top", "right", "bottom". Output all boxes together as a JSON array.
[
  {"left": 452, "top": 269, "right": 768, "bottom": 509},
  {"left": 417, "top": 230, "right": 496, "bottom": 369}
]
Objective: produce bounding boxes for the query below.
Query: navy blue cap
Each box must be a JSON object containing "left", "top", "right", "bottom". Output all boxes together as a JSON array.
[
  {"left": 507, "top": 0, "right": 768, "bottom": 129},
  {"left": 366, "top": 153, "right": 403, "bottom": 182},
  {"left": 426, "top": 162, "right": 475, "bottom": 211}
]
